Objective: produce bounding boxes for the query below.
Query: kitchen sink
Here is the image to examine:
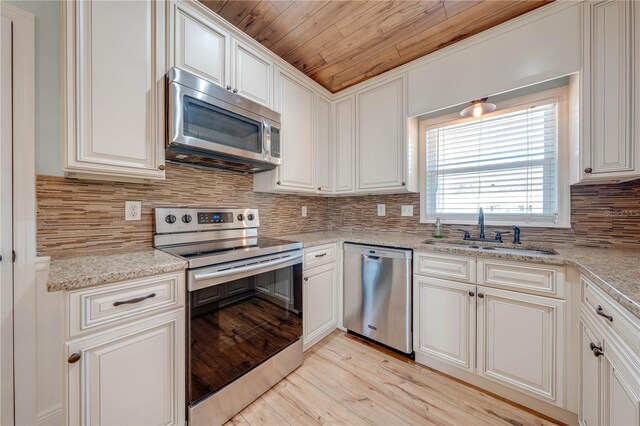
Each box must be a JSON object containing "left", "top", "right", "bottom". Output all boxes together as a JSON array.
[{"left": 421, "top": 241, "right": 558, "bottom": 256}]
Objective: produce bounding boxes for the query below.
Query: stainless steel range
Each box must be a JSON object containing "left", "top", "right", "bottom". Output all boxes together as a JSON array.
[{"left": 154, "top": 207, "right": 303, "bottom": 426}]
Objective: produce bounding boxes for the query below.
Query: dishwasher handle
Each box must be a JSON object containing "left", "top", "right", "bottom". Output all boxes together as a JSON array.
[{"left": 363, "top": 254, "right": 382, "bottom": 261}]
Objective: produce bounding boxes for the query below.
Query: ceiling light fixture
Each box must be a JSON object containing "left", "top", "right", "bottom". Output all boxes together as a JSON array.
[{"left": 460, "top": 98, "right": 496, "bottom": 118}]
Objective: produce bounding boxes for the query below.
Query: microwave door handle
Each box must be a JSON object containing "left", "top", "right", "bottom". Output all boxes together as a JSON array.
[
  {"left": 263, "top": 120, "right": 270, "bottom": 155},
  {"left": 192, "top": 253, "right": 302, "bottom": 281}
]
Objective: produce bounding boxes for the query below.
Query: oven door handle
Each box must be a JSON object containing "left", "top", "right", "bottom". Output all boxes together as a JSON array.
[{"left": 192, "top": 253, "right": 303, "bottom": 282}]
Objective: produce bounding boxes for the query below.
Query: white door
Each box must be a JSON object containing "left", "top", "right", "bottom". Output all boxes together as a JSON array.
[
  {"left": 477, "top": 286, "right": 564, "bottom": 405},
  {"left": 231, "top": 39, "right": 271, "bottom": 107},
  {"left": 303, "top": 263, "right": 337, "bottom": 348},
  {"left": 414, "top": 276, "right": 475, "bottom": 372},
  {"left": 67, "top": 310, "right": 185, "bottom": 426},
  {"left": 0, "top": 15, "right": 13, "bottom": 425},
  {"left": 314, "top": 95, "right": 332, "bottom": 193},
  {"left": 175, "top": 3, "right": 229, "bottom": 88},
  {"left": 605, "top": 349, "right": 640, "bottom": 426},
  {"left": 334, "top": 96, "right": 355, "bottom": 194},
  {"left": 579, "top": 318, "right": 603, "bottom": 426},
  {"left": 276, "top": 71, "right": 315, "bottom": 191},
  {"left": 357, "top": 76, "right": 405, "bottom": 191},
  {"left": 64, "top": 0, "right": 166, "bottom": 181},
  {"left": 583, "top": 1, "right": 635, "bottom": 177}
]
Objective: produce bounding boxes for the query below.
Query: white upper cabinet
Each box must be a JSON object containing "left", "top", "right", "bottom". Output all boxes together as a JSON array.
[
  {"left": 580, "top": 0, "right": 640, "bottom": 183},
  {"left": 63, "top": 0, "right": 166, "bottom": 182},
  {"left": 231, "top": 39, "right": 272, "bottom": 107},
  {"left": 356, "top": 76, "right": 407, "bottom": 192},
  {"left": 314, "top": 95, "right": 332, "bottom": 193},
  {"left": 333, "top": 96, "right": 356, "bottom": 194},
  {"left": 174, "top": 2, "right": 229, "bottom": 88},
  {"left": 272, "top": 70, "right": 315, "bottom": 191}
]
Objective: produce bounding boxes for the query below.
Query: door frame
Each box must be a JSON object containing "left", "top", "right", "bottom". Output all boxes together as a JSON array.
[{"left": 0, "top": 4, "right": 36, "bottom": 425}]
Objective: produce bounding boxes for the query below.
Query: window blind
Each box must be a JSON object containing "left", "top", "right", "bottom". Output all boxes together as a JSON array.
[{"left": 425, "top": 99, "right": 559, "bottom": 225}]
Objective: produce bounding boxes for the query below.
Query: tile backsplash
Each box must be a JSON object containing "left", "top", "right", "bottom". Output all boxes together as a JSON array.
[{"left": 36, "top": 164, "right": 640, "bottom": 257}]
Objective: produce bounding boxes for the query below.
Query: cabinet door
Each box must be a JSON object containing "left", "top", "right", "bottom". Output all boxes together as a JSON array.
[
  {"left": 303, "top": 262, "right": 337, "bottom": 348},
  {"left": 315, "top": 95, "right": 332, "bottom": 193},
  {"left": 67, "top": 310, "right": 185, "bottom": 425},
  {"left": 276, "top": 71, "right": 315, "bottom": 191},
  {"left": 414, "top": 276, "right": 476, "bottom": 372},
  {"left": 579, "top": 318, "right": 603, "bottom": 426},
  {"left": 583, "top": 1, "right": 637, "bottom": 178},
  {"left": 605, "top": 349, "right": 640, "bottom": 426},
  {"left": 477, "top": 286, "right": 564, "bottom": 405},
  {"left": 334, "top": 96, "right": 356, "bottom": 194},
  {"left": 175, "top": 3, "right": 229, "bottom": 87},
  {"left": 63, "top": 0, "right": 165, "bottom": 181},
  {"left": 231, "top": 39, "right": 272, "bottom": 107},
  {"left": 356, "top": 76, "right": 405, "bottom": 191}
]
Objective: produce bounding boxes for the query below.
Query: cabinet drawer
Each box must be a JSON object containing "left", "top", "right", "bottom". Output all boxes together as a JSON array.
[
  {"left": 582, "top": 276, "right": 640, "bottom": 356},
  {"left": 414, "top": 252, "right": 476, "bottom": 283},
  {"left": 477, "top": 259, "right": 565, "bottom": 298},
  {"left": 68, "top": 272, "right": 185, "bottom": 337},
  {"left": 304, "top": 243, "right": 337, "bottom": 269}
]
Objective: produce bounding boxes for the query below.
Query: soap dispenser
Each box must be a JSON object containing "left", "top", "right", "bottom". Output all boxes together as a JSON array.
[{"left": 433, "top": 217, "right": 443, "bottom": 239}]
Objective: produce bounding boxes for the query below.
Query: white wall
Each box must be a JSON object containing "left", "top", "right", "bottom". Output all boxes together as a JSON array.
[{"left": 7, "top": 1, "right": 62, "bottom": 176}]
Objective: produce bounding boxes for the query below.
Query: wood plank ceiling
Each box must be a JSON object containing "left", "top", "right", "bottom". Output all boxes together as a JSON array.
[{"left": 202, "top": 0, "right": 553, "bottom": 93}]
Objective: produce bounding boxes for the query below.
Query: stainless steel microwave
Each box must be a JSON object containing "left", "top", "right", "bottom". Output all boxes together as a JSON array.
[{"left": 166, "top": 68, "right": 281, "bottom": 173}]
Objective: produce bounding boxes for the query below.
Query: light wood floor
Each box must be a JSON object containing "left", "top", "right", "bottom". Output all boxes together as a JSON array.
[{"left": 225, "top": 331, "right": 560, "bottom": 426}]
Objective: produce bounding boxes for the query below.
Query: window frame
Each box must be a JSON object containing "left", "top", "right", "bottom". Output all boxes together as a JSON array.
[{"left": 419, "top": 86, "right": 571, "bottom": 228}]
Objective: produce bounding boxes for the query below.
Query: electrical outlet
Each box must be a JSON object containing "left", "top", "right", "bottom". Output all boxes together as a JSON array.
[
  {"left": 401, "top": 205, "right": 414, "bottom": 217},
  {"left": 125, "top": 201, "right": 142, "bottom": 221},
  {"left": 377, "top": 204, "right": 386, "bottom": 217},
  {"left": 301, "top": 206, "right": 308, "bottom": 217}
]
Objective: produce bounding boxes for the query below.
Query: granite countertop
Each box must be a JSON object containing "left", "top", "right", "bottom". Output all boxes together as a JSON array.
[
  {"left": 276, "top": 230, "right": 640, "bottom": 319},
  {"left": 47, "top": 249, "right": 187, "bottom": 292}
]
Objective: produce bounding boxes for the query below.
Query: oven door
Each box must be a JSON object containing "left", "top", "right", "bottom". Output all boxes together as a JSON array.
[
  {"left": 187, "top": 250, "right": 303, "bottom": 407},
  {"left": 168, "top": 79, "right": 281, "bottom": 167}
]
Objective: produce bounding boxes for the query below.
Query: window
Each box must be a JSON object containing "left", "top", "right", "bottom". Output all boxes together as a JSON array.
[{"left": 420, "top": 88, "right": 570, "bottom": 228}]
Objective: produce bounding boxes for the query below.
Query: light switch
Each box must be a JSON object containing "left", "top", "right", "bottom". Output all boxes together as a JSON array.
[
  {"left": 401, "top": 205, "right": 414, "bottom": 217},
  {"left": 377, "top": 204, "right": 386, "bottom": 217}
]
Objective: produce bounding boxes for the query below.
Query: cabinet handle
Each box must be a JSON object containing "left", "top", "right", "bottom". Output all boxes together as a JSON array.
[
  {"left": 584, "top": 167, "right": 593, "bottom": 174},
  {"left": 596, "top": 305, "right": 613, "bottom": 322},
  {"left": 477, "top": 293, "right": 484, "bottom": 299},
  {"left": 468, "top": 291, "right": 475, "bottom": 297},
  {"left": 113, "top": 293, "right": 156, "bottom": 307},
  {"left": 158, "top": 164, "right": 165, "bottom": 171},
  {"left": 68, "top": 353, "right": 81, "bottom": 364},
  {"left": 276, "top": 181, "right": 281, "bottom": 185},
  {"left": 590, "top": 343, "right": 604, "bottom": 357},
  {"left": 315, "top": 253, "right": 327, "bottom": 258},
  {"left": 304, "top": 277, "right": 308, "bottom": 281}
]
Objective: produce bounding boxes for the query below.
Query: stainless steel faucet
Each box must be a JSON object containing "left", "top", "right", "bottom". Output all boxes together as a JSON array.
[{"left": 478, "top": 207, "right": 485, "bottom": 239}]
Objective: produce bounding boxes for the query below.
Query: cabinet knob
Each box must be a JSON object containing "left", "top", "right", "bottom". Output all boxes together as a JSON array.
[
  {"left": 468, "top": 291, "right": 475, "bottom": 297},
  {"left": 304, "top": 277, "right": 308, "bottom": 281},
  {"left": 590, "top": 343, "right": 603, "bottom": 357},
  {"left": 317, "top": 187, "right": 321, "bottom": 191},
  {"left": 158, "top": 164, "right": 165, "bottom": 171},
  {"left": 477, "top": 293, "right": 485, "bottom": 299},
  {"left": 232, "top": 88, "right": 238, "bottom": 93},
  {"left": 401, "top": 182, "right": 406, "bottom": 186},
  {"left": 226, "top": 85, "right": 232, "bottom": 90},
  {"left": 276, "top": 181, "right": 281, "bottom": 185},
  {"left": 584, "top": 167, "right": 593, "bottom": 174},
  {"left": 68, "top": 353, "right": 81, "bottom": 364}
]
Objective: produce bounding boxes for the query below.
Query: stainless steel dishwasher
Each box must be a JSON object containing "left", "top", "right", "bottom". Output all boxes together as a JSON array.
[{"left": 343, "top": 243, "right": 413, "bottom": 356}]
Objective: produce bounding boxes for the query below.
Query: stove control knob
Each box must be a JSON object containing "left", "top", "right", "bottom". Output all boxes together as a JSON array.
[
  {"left": 165, "top": 214, "right": 176, "bottom": 224},
  {"left": 237, "top": 214, "right": 244, "bottom": 221},
  {"left": 247, "top": 213, "right": 255, "bottom": 221},
  {"left": 182, "top": 214, "right": 192, "bottom": 224}
]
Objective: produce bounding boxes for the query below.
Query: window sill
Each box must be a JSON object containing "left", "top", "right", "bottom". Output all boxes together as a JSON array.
[{"left": 420, "top": 217, "right": 571, "bottom": 229}]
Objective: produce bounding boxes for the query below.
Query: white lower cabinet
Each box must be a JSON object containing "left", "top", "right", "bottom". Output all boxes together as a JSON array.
[
  {"left": 414, "top": 276, "right": 475, "bottom": 372},
  {"left": 67, "top": 309, "right": 185, "bottom": 425},
  {"left": 477, "top": 286, "right": 564, "bottom": 403},
  {"left": 579, "top": 275, "right": 640, "bottom": 426},
  {"left": 303, "top": 244, "right": 338, "bottom": 350}
]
